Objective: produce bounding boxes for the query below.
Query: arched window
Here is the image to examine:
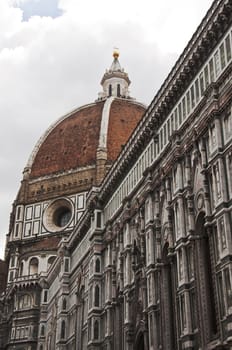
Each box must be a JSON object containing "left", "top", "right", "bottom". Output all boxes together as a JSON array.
[
  {"left": 62, "top": 298, "right": 67, "bottom": 310},
  {"left": 94, "top": 285, "right": 100, "bottom": 307},
  {"left": 47, "top": 256, "right": 56, "bottom": 270},
  {"left": 117, "top": 84, "right": 121, "bottom": 97},
  {"left": 95, "top": 258, "right": 100, "bottom": 273},
  {"left": 109, "top": 84, "right": 112, "bottom": 96},
  {"left": 94, "top": 320, "right": 99, "bottom": 340},
  {"left": 61, "top": 320, "right": 66, "bottom": 339},
  {"left": 29, "top": 257, "right": 38, "bottom": 275}
]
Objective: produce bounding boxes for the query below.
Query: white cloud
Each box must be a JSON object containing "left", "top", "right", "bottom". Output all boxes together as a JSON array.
[{"left": 0, "top": 0, "right": 213, "bottom": 258}]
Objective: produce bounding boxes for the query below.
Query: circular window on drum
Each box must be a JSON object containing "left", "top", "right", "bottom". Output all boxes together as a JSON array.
[{"left": 43, "top": 198, "right": 73, "bottom": 232}]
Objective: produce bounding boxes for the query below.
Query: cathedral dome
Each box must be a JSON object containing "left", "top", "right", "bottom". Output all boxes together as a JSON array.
[
  {"left": 25, "top": 52, "right": 146, "bottom": 183},
  {"left": 28, "top": 97, "right": 145, "bottom": 180}
]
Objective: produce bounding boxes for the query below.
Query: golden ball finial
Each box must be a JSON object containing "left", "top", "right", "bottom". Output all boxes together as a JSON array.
[{"left": 113, "top": 47, "right": 119, "bottom": 59}]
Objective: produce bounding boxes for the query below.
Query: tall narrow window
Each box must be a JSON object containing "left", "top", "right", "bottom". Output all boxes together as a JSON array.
[
  {"left": 214, "top": 164, "right": 221, "bottom": 199},
  {"left": 93, "top": 320, "right": 99, "bottom": 340},
  {"left": 108, "top": 84, "right": 112, "bottom": 96},
  {"left": 180, "top": 294, "right": 186, "bottom": 331},
  {"left": 62, "top": 298, "right": 67, "bottom": 310},
  {"left": 95, "top": 258, "right": 100, "bottom": 273},
  {"left": 64, "top": 258, "right": 69, "bottom": 272},
  {"left": 15, "top": 223, "right": 19, "bottom": 237},
  {"left": 94, "top": 285, "right": 100, "bottom": 307},
  {"left": 17, "top": 207, "right": 21, "bottom": 220},
  {"left": 190, "top": 289, "right": 197, "bottom": 330},
  {"left": 61, "top": 320, "right": 66, "bottom": 339},
  {"left": 117, "top": 84, "right": 120, "bottom": 97},
  {"left": 11, "top": 256, "right": 15, "bottom": 267},
  {"left": 44, "top": 290, "right": 48, "bottom": 303},
  {"left": 41, "top": 325, "right": 45, "bottom": 337},
  {"left": 20, "top": 262, "right": 24, "bottom": 276}
]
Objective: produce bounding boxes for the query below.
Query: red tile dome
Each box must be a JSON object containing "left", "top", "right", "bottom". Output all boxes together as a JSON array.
[{"left": 28, "top": 98, "right": 145, "bottom": 179}]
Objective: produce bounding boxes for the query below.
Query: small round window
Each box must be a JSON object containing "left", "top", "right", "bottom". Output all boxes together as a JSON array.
[{"left": 43, "top": 198, "right": 73, "bottom": 232}]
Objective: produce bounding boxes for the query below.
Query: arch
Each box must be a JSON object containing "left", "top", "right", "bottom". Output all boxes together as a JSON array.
[
  {"left": 94, "top": 285, "right": 100, "bottom": 307},
  {"left": 93, "top": 320, "right": 99, "bottom": 340},
  {"left": 95, "top": 258, "right": 100, "bottom": 273},
  {"left": 61, "top": 320, "right": 66, "bottom": 339},
  {"left": 29, "top": 257, "right": 39, "bottom": 275}
]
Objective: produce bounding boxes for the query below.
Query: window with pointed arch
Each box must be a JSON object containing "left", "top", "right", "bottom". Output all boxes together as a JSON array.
[
  {"left": 94, "top": 285, "right": 100, "bottom": 307},
  {"left": 29, "top": 257, "right": 39, "bottom": 275},
  {"left": 94, "top": 320, "right": 99, "bottom": 340},
  {"left": 61, "top": 320, "right": 66, "bottom": 339}
]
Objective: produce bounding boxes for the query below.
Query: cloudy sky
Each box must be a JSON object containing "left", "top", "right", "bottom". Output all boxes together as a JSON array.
[{"left": 0, "top": 0, "right": 213, "bottom": 259}]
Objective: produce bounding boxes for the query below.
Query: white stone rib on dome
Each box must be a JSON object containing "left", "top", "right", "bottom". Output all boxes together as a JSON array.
[{"left": 98, "top": 97, "right": 115, "bottom": 149}]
